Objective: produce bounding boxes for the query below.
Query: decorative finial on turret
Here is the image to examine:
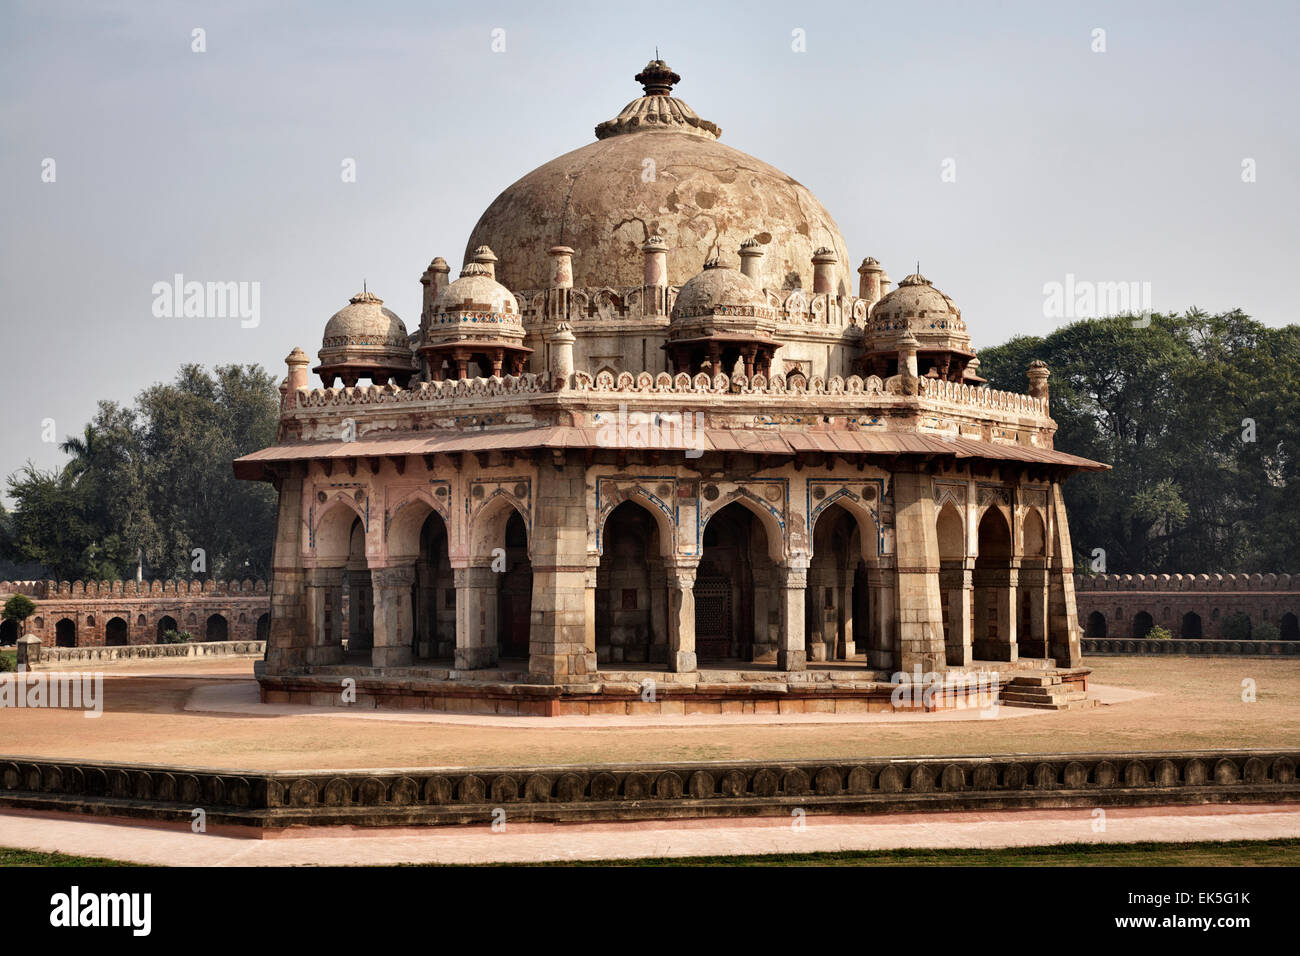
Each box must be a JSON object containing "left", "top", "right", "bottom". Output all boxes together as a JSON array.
[{"left": 635, "top": 58, "right": 681, "bottom": 96}]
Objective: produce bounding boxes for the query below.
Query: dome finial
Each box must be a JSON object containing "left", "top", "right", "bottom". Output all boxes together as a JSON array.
[{"left": 635, "top": 58, "right": 680, "bottom": 96}]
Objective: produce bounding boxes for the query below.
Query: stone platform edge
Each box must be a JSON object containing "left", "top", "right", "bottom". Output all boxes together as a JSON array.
[
  {"left": 0, "top": 749, "right": 1293, "bottom": 831},
  {"left": 256, "top": 668, "right": 1090, "bottom": 717}
]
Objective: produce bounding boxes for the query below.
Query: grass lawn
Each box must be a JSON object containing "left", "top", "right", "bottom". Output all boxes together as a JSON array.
[
  {"left": 510, "top": 838, "right": 1300, "bottom": 867},
  {"left": 0, "top": 847, "right": 140, "bottom": 867}
]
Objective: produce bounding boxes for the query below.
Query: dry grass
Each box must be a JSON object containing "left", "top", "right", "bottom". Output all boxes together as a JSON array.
[{"left": 3, "top": 657, "right": 1296, "bottom": 771}]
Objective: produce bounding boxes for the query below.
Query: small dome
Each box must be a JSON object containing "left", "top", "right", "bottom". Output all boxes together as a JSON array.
[
  {"left": 873, "top": 273, "right": 961, "bottom": 324},
  {"left": 318, "top": 291, "right": 405, "bottom": 358},
  {"left": 671, "top": 263, "right": 771, "bottom": 323},
  {"left": 431, "top": 263, "right": 520, "bottom": 319},
  {"left": 316, "top": 290, "right": 415, "bottom": 387}
]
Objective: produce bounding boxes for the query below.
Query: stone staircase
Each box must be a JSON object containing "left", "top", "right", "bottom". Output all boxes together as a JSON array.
[{"left": 999, "top": 673, "right": 1097, "bottom": 711}]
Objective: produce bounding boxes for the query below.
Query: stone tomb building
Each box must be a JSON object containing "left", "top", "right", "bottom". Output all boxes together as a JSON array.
[{"left": 235, "top": 61, "right": 1106, "bottom": 715}]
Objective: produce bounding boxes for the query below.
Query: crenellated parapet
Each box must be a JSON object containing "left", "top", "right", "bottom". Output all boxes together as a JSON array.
[
  {"left": 1075, "top": 573, "right": 1299, "bottom": 592},
  {"left": 0, "top": 579, "right": 270, "bottom": 600}
]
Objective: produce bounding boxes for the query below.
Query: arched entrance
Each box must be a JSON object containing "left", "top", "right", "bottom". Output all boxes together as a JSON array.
[
  {"left": 1133, "top": 611, "right": 1154, "bottom": 638},
  {"left": 1281, "top": 613, "right": 1299, "bottom": 641},
  {"left": 973, "top": 506, "right": 1015, "bottom": 660},
  {"left": 206, "top": 614, "right": 228, "bottom": 642},
  {"left": 1018, "top": 509, "right": 1048, "bottom": 658},
  {"left": 0, "top": 619, "right": 16, "bottom": 645},
  {"left": 935, "top": 501, "right": 967, "bottom": 665},
  {"left": 412, "top": 511, "right": 455, "bottom": 661},
  {"left": 497, "top": 512, "right": 533, "bottom": 661},
  {"left": 256, "top": 613, "right": 270, "bottom": 641},
  {"left": 156, "top": 615, "right": 178, "bottom": 642},
  {"left": 1180, "top": 611, "right": 1202, "bottom": 639},
  {"left": 105, "top": 617, "right": 128, "bottom": 646},
  {"left": 695, "top": 501, "right": 779, "bottom": 662},
  {"left": 1085, "top": 611, "right": 1107, "bottom": 637},
  {"left": 807, "top": 502, "right": 871, "bottom": 663},
  {"left": 596, "top": 500, "right": 667, "bottom": 666},
  {"left": 56, "top": 618, "right": 76, "bottom": 647}
]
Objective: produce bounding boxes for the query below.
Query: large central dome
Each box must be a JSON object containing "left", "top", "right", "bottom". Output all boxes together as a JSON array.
[{"left": 464, "top": 60, "right": 852, "bottom": 295}]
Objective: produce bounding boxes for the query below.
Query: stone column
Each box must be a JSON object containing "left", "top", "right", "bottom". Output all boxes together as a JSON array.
[
  {"left": 939, "top": 559, "right": 973, "bottom": 666},
  {"left": 305, "top": 566, "right": 344, "bottom": 665},
  {"left": 1047, "top": 483, "right": 1083, "bottom": 665},
  {"left": 665, "top": 561, "right": 697, "bottom": 673},
  {"left": 891, "top": 468, "right": 948, "bottom": 674},
  {"left": 528, "top": 454, "right": 597, "bottom": 684},
  {"left": 649, "top": 560, "right": 669, "bottom": 664},
  {"left": 370, "top": 565, "right": 415, "bottom": 668},
  {"left": 779, "top": 553, "right": 809, "bottom": 671},
  {"left": 1021, "top": 559, "right": 1050, "bottom": 659},
  {"left": 868, "top": 564, "right": 896, "bottom": 669},
  {"left": 751, "top": 569, "right": 776, "bottom": 662},
  {"left": 584, "top": 565, "right": 598, "bottom": 662},
  {"left": 840, "top": 572, "right": 856, "bottom": 658},
  {"left": 265, "top": 471, "right": 311, "bottom": 673},
  {"left": 454, "top": 564, "right": 499, "bottom": 669}
]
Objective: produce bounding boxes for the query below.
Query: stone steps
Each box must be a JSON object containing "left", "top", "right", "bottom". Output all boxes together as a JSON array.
[{"left": 998, "top": 674, "right": 1097, "bottom": 711}]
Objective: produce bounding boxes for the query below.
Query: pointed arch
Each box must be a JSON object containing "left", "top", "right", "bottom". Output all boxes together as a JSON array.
[
  {"left": 387, "top": 489, "right": 449, "bottom": 562},
  {"left": 936, "top": 501, "right": 965, "bottom": 560},
  {"left": 1022, "top": 507, "right": 1046, "bottom": 556},
  {"left": 469, "top": 491, "right": 531, "bottom": 564},
  {"left": 314, "top": 495, "right": 366, "bottom": 565},
  {"left": 597, "top": 489, "right": 675, "bottom": 558},
  {"left": 809, "top": 488, "right": 881, "bottom": 563},
  {"left": 702, "top": 489, "right": 785, "bottom": 563}
]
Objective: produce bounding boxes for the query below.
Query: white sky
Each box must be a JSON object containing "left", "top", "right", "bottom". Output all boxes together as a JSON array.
[{"left": 1, "top": 0, "right": 1296, "bottom": 500}]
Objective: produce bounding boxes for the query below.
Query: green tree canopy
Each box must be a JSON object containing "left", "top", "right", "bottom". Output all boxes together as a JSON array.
[
  {"left": 978, "top": 311, "right": 1299, "bottom": 573},
  {"left": 3, "top": 364, "right": 278, "bottom": 581}
]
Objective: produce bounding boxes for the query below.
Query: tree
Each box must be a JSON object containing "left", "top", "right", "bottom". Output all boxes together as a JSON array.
[
  {"left": 978, "top": 311, "right": 1300, "bottom": 574},
  {"left": 2, "top": 594, "right": 36, "bottom": 634},
  {"left": 3, "top": 363, "right": 279, "bottom": 581}
]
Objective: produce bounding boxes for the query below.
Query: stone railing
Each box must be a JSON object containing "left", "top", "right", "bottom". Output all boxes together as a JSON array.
[
  {"left": 288, "top": 369, "right": 1047, "bottom": 417},
  {"left": 919, "top": 377, "right": 1047, "bottom": 416},
  {"left": 0, "top": 749, "right": 1293, "bottom": 829},
  {"left": 1076, "top": 573, "right": 1299, "bottom": 591},
  {"left": 0, "top": 579, "right": 269, "bottom": 599},
  {"left": 24, "top": 639, "right": 266, "bottom": 666},
  {"left": 1083, "top": 638, "right": 1299, "bottom": 656}
]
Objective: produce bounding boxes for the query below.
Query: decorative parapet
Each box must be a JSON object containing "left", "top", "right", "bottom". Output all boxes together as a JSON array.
[
  {"left": 0, "top": 749, "right": 1294, "bottom": 829},
  {"left": 284, "top": 369, "right": 1048, "bottom": 418},
  {"left": 1075, "top": 573, "right": 1299, "bottom": 592},
  {"left": 0, "top": 579, "right": 270, "bottom": 600},
  {"left": 919, "top": 377, "right": 1047, "bottom": 416}
]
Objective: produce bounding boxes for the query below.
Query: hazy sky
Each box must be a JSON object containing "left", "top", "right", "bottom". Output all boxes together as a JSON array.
[{"left": 1, "top": 0, "right": 1297, "bottom": 499}]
